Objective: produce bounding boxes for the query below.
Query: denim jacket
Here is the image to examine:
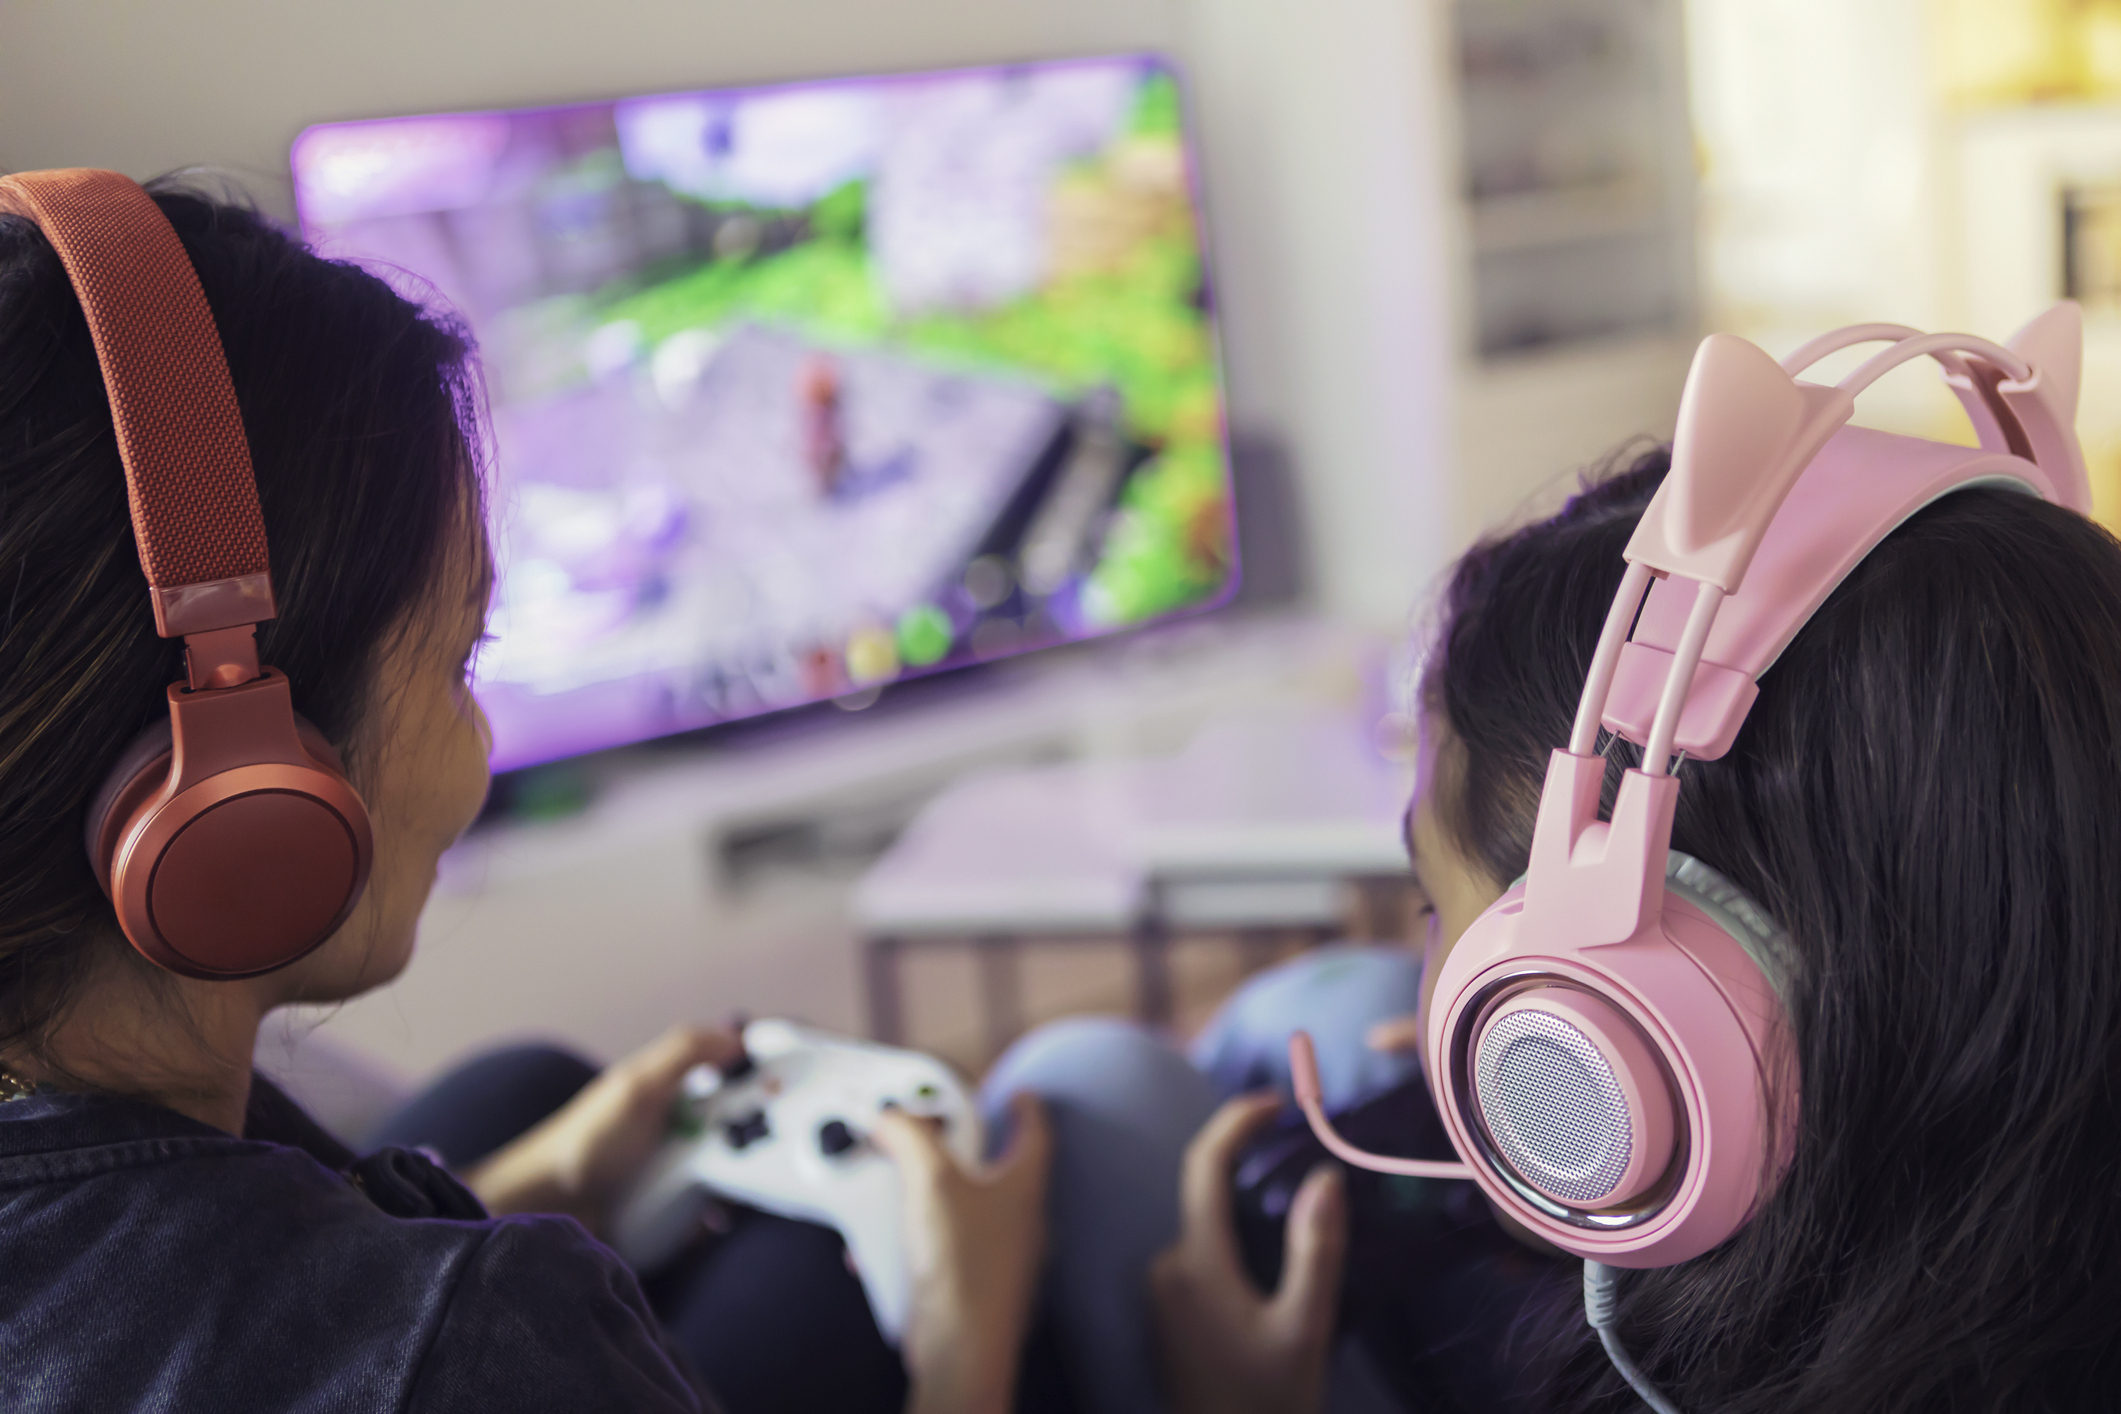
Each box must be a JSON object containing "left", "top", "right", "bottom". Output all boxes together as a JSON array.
[{"left": 0, "top": 1072, "right": 708, "bottom": 1413}]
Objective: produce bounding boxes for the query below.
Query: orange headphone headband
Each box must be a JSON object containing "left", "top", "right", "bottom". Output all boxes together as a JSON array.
[
  {"left": 0, "top": 170, "right": 276, "bottom": 650},
  {"left": 1, "top": 169, "right": 372, "bottom": 978}
]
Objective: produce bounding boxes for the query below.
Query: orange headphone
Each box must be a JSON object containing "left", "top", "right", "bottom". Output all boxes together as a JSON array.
[{"left": 0, "top": 169, "right": 373, "bottom": 979}]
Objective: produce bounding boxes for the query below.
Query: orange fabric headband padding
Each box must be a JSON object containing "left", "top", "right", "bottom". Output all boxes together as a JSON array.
[{"left": 0, "top": 169, "right": 273, "bottom": 635}]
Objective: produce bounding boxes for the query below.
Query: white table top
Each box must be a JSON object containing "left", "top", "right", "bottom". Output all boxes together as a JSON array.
[
  {"left": 1123, "top": 709, "right": 1410, "bottom": 875},
  {"left": 851, "top": 706, "right": 1411, "bottom": 932},
  {"left": 852, "top": 760, "right": 1149, "bottom": 932}
]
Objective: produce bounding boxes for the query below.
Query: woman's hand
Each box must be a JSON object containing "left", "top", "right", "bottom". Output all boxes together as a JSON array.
[
  {"left": 872, "top": 1092, "right": 1053, "bottom": 1414},
  {"left": 1150, "top": 1093, "right": 1348, "bottom": 1414},
  {"left": 466, "top": 1025, "right": 743, "bottom": 1233}
]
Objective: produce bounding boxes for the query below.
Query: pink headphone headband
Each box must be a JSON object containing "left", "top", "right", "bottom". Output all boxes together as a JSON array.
[
  {"left": 1593, "top": 309, "right": 2090, "bottom": 763},
  {"left": 0, "top": 169, "right": 276, "bottom": 640}
]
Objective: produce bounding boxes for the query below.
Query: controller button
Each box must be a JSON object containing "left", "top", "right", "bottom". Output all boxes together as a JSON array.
[
  {"left": 724, "top": 1110, "right": 771, "bottom": 1150},
  {"left": 817, "top": 1119, "right": 859, "bottom": 1157}
]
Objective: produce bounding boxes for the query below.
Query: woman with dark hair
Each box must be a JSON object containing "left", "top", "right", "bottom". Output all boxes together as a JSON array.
[
  {"left": 0, "top": 181, "right": 1050, "bottom": 1414},
  {"left": 1138, "top": 439, "right": 2121, "bottom": 1412}
]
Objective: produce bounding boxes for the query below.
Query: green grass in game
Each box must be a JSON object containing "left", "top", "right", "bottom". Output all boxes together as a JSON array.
[{"left": 588, "top": 72, "right": 1231, "bottom": 627}]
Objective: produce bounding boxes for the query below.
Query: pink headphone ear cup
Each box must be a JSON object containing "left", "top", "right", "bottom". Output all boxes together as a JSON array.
[
  {"left": 1473, "top": 988, "right": 1679, "bottom": 1208},
  {"left": 1426, "top": 848, "right": 1792, "bottom": 1269}
]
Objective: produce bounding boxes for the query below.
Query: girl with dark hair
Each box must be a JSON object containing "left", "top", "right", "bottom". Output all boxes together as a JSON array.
[
  {"left": 0, "top": 182, "right": 1050, "bottom": 1414},
  {"left": 1141, "top": 438, "right": 2121, "bottom": 1412}
]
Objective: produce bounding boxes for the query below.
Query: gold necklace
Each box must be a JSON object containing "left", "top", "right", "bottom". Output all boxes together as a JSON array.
[{"left": 0, "top": 1068, "right": 40, "bottom": 1101}]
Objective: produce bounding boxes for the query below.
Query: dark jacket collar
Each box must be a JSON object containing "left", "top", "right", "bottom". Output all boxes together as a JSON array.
[{"left": 0, "top": 1072, "right": 348, "bottom": 1178}]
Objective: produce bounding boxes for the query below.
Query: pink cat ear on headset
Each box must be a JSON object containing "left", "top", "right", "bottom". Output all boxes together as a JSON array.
[
  {"left": 1602, "top": 304, "right": 2091, "bottom": 764},
  {"left": 1629, "top": 332, "right": 1855, "bottom": 594}
]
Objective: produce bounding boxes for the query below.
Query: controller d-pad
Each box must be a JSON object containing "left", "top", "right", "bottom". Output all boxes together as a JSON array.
[
  {"left": 723, "top": 1110, "right": 771, "bottom": 1150},
  {"left": 818, "top": 1118, "right": 859, "bottom": 1157}
]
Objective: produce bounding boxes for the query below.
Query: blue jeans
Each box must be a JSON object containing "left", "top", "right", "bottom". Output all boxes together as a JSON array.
[{"left": 980, "top": 943, "right": 1425, "bottom": 1414}]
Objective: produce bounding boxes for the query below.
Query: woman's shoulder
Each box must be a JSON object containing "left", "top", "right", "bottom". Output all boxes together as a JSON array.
[
  {"left": 408, "top": 1213, "right": 708, "bottom": 1413},
  {"left": 0, "top": 1089, "right": 704, "bottom": 1413}
]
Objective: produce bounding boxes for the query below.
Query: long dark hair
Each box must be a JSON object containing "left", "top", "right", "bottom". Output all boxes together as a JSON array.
[
  {"left": 0, "top": 181, "right": 485, "bottom": 1058},
  {"left": 1428, "top": 444, "right": 2121, "bottom": 1411}
]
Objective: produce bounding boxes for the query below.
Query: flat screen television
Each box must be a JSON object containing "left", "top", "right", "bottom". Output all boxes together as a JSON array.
[{"left": 292, "top": 55, "right": 1236, "bottom": 771}]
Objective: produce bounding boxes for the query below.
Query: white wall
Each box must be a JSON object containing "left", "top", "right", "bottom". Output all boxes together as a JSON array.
[
  {"left": 0, "top": 0, "right": 1457, "bottom": 627},
  {"left": 1180, "top": 0, "right": 1457, "bottom": 623},
  {"left": 1686, "top": 0, "right": 1940, "bottom": 338},
  {"left": 1683, "top": 0, "right": 1997, "bottom": 446}
]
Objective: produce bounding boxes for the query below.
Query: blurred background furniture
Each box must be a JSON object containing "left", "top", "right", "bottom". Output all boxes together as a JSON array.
[
  {"left": 855, "top": 760, "right": 1150, "bottom": 1063},
  {"left": 855, "top": 707, "right": 1412, "bottom": 1065}
]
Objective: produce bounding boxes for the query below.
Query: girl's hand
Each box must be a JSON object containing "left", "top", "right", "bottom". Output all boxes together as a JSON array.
[
  {"left": 466, "top": 1025, "right": 743, "bottom": 1233},
  {"left": 1149, "top": 1093, "right": 1348, "bottom": 1414},
  {"left": 872, "top": 1092, "right": 1053, "bottom": 1414}
]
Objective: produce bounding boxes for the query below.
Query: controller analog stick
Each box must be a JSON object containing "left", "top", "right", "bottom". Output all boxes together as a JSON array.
[
  {"left": 818, "top": 1119, "right": 859, "bottom": 1157},
  {"left": 724, "top": 1110, "right": 771, "bottom": 1150}
]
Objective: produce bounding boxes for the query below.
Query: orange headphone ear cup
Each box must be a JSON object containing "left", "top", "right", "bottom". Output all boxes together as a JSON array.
[
  {"left": 84, "top": 717, "right": 176, "bottom": 885},
  {"left": 86, "top": 702, "right": 373, "bottom": 978},
  {"left": 84, "top": 711, "right": 352, "bottom": 887}
]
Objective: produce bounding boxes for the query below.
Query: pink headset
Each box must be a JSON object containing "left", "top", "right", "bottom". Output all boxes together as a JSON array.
[{"left": 1293, "top": 304, "right": 2091, "bottom": 1272}]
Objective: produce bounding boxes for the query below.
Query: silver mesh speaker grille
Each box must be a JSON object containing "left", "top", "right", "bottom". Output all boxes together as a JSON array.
[{"left": 1473, "top": 1007, "right": 1633, "bottom": 1205}]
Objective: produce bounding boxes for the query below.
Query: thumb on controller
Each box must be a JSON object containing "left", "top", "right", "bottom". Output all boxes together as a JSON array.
[
  {"left": 621, "top": 1026, "right": 746, "bottom": 1106},
  {"left": 986, "top": 1092, "right": 1053, "bottom": 1188},
  {"left": 870, "top": 1104, "right": 953, "bottom": 1182},
  {"left": 871, "top": 1091, "right": 1052, "bottom": 1186}
]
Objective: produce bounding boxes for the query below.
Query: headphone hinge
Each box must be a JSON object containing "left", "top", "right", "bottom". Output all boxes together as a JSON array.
[{"left": 182, "top": 625, "right": 261, "bottom": 692}]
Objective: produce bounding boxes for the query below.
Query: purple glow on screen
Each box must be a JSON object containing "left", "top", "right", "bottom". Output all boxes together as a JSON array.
[{"left": 293, "top": 56, "right": 1234, "bottom": 771}]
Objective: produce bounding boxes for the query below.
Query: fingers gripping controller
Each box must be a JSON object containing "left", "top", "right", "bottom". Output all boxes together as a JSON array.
[
  {"left": 611, "top": 1021, "right": 981, "bottom": 1345},
  {"left": 0, "top": 169, "right": 374, "bottom": 977}
]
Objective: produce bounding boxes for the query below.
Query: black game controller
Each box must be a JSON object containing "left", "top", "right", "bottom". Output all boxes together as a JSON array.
[
  {"left": 1231, "top": 1078, "right": 1570, "bottom": 1413},
  {"left": 1232, "top": 1078, "right": 1484, "bottom": 1296}
]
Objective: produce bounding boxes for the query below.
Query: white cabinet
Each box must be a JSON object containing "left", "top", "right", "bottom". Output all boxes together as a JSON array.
[{"left": 1443, "top": 0, "right": 1700, "bottom": 543}]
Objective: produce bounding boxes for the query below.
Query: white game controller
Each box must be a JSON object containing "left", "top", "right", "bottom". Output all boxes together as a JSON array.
[{"left": 610, "top": 1019, "right": 982, "bottom": 1344}]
